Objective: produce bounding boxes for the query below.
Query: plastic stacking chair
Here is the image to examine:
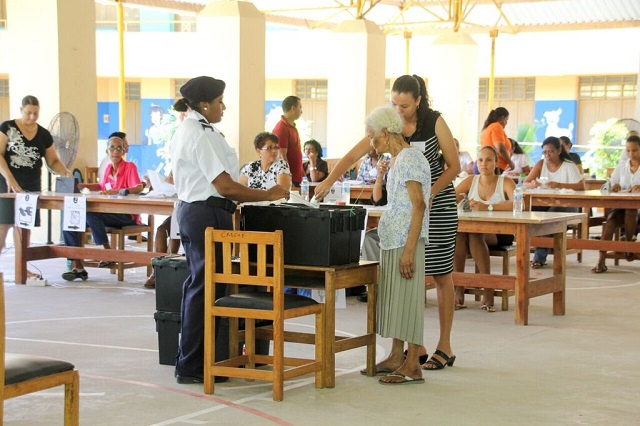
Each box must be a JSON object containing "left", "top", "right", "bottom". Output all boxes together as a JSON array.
[
  {"left": 203, "top": 229, "right": 325, "bottom": 401},
  {"left": 0, "top": 274, "right": 79, "bottom": 425}
]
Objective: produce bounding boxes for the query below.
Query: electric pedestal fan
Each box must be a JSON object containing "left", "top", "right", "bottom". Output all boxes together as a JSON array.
[
  {"left": 616, "top": 118, "right": 640, "bottom": 136},
  {"left": 46, "top": 112, "right": 80, "bottom": 243}
]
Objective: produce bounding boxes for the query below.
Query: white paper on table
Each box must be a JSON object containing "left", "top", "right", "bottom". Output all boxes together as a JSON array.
[
  {"left": 62, "top": 196, "right": 87, "bottom": 232},
  {"left": 311, "top": 289, "right": 347, "bottom": 309},
  {"left": 14, "top": 193, "right": 38, "bottom": 229},
  {"left": 170, "top": 201, "right": 180, "bottom": 239},
  {"left": 410, "top": 141, "right": 426, "bottom": 151},
  {"left": 287, "top": 191, "right": 319, "bottom": 208},
  {"left": 147, "top": 169, "right": 176, "bottom": 196}
]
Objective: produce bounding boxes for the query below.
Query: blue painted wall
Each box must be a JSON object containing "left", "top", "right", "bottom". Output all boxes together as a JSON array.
[{"left": 97, "top": 102, "right": 119, "bottom": 139}]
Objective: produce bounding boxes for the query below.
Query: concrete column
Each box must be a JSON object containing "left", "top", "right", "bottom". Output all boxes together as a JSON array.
[
  {"left": 6, "top": 0, "right": 97, "bottom": 171},
  {"left": 428, "top": 33, "right": 479, "bottom": 154},
  {"left": 326, "top": 20, "right": 386, "bottom": 158},
  {"left": 6, "top": 0, "right": 97, "bottom": 243},
  {"left": 197, "top": 1, "right": 265, "bottom": 167}
]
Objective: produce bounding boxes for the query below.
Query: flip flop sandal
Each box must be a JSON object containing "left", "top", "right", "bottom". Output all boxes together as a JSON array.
[
  {"left": 360, "top": 367, "right": 393, "bottom": 376},
  {"left": 591, "top": 263, "right": 608, "bottom": 274},
  {"left": 378, "top": 374, "right": 425, "bottom": 385},
  {"left": 422, "top": 349, "right": 456, "bottom": 371},
  {"left": 455, "top": 304, "right": 467, "bottom": 310}
]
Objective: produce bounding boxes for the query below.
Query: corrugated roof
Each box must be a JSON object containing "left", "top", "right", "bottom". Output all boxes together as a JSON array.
[{"left": 119, "top": 0, "right": 640, "bottom": 34}]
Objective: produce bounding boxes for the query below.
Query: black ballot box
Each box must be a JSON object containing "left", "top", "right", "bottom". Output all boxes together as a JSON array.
[
  {"left": 241, "top": 204, "right": 366, "bottom": 266},
  {"left": 152, "top": 256, "right": 271, "bottom": 365},
  {"left": 152, "top": 256, "right": 188, "bottom": 313}
]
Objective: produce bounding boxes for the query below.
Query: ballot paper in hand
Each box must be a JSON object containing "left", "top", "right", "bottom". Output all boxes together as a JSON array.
[
  {"left": 146, "top": 170, "right": 176, "bottom": 197},
  {"left": 287, "top": 191, "right": 319, "bottom": 208}
]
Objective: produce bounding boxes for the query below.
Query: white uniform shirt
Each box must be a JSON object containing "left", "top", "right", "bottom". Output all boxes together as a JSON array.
[
  {"left": 610, "top": 160, "right": 640, "bottom": 189},
  {"left": 170, "top": 110, "right": 239, "bottom": 202},
  {"left": 540, "top": 160, "right": 582, "bottom": 184}
]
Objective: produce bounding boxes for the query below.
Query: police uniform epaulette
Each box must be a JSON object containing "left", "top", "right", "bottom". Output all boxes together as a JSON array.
[{"left": 198, "top": 119, "right": 213, "bottom": 131}]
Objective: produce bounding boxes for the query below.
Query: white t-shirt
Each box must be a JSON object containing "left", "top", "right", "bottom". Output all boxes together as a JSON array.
[
  {"left": 540, "top": 160, "right": 582, "bottom": 184},
  {"left": 170, "top": 110, "right": 239, "bottom": 203},
  {"left": 459, "top": 151, "right": 473, "bottom": 171},
  {"left": 510, "top": 153, "right": 530, "bottom": 174},
  {"left": 610, "top": 160, "right": 640, "bottom": 189}
]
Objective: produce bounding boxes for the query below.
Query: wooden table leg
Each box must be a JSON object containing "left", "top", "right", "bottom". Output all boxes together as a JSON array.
[
  {"left": 365, "top": 267, "right": 377, "bottom": 376},
  {"left": 514, "top": 224, "right": 530, "bottom": 325},
  {"left": 552, "top": 231, "right": 566, "bottom": 316},
  {"left": 324, "top": 271, "right": 336, "bottom": 388},
  {"left": 15, "top": 227, "right": 29, "bottom": 285}
]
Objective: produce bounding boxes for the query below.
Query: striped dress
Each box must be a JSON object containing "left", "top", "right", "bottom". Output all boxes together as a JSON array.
[{"left": 408, "top": 110, "right": 458, "bottom": 276}]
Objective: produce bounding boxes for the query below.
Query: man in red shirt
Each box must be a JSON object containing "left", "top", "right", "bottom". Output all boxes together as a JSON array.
[{"left": 273, "top": 96, "right": 303, "bottom": 186}]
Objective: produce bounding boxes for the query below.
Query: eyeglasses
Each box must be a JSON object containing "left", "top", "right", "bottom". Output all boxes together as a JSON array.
[
  {"left": 260, "top": 146, "right": 279, "bottom": 152},
  {"left": 108, "top": 146, "right": 124, "bottom": 152},
  {"left": 542, "top": 149, "right": 556, "bottom": 156}
]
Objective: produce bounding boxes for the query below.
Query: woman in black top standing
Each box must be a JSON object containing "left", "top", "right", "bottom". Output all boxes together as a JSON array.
[{"left": 0, "top": 95, "right": 71, "bottom": 275}]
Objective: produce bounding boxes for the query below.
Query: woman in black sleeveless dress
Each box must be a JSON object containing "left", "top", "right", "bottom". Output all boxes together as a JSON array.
[{"left": 315, "top": 75, "right": 459, "bottom": 372}]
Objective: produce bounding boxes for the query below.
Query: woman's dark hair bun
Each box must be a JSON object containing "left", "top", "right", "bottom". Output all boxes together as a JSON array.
[{"left": 173, "top": 98, "right": 189, "bottom": 112}]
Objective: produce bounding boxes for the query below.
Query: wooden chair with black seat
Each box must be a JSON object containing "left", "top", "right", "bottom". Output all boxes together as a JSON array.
[
  {"left": 0, "top": 273, "right": 79, "bottom": 425},
  {"left": 203, "top": 229, "right": 325, "bottom": 401}
]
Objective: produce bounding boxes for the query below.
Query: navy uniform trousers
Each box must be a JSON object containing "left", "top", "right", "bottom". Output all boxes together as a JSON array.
[{"left": 174, "top": 201, "right": 232, "bottom": 377}]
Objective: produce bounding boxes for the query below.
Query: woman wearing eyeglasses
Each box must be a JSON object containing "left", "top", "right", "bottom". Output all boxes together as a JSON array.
[
  {"left": 239, "top": 132, "right": 291, "bottom": 190},
  {"left": 303, "top": 139, "right": 328, "bottom": 182},
  {"left": 61, "top": 136, "right": 144, "bottom": 280}
]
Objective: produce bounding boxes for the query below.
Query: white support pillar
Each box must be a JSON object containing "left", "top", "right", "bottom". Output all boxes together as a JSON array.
[
  {"left": 326, "top": 19, "right": 386, "bottom": 158},
  {"left": 197, "top": 1, "right": 265, "bottom": 167},
  {"left": 428, "top": 33, "right": 479, "bottom": 155},
  {"left": 6, "top": 0, "right": 97, "bottom": 243}
]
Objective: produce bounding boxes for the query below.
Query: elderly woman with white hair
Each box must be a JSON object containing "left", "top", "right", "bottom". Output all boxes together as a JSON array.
[{"left": 363, "top": 106, "right": 431, "bottom": 385}]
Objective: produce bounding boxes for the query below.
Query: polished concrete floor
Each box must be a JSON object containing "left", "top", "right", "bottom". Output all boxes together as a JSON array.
[{"left": 1, "top": 239, "right": 639, "bottom": 425}]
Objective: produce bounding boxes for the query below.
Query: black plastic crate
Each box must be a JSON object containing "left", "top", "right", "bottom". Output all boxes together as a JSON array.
[
  {"left": 153, "top": 311, "right": 270, "bottom": 366},
  {"left": 154, "top": 311, "right": 181, "bottom": 366},
  {"left": 152, "top": 256, "right": 188, "bottom": 313},
  {"left": 241, "top": 204, "right": 366, "bottom": 266}
]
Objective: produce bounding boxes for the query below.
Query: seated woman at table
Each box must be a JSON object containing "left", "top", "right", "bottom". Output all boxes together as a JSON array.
[
  {"left": 302, "top": 139, "right": 328, "bottom": 182},
  {"left": 504, "top": 140, "right": 531, "bottom": 178},
  {"left": 239, "top": 132, "right": 291, "bottom": 190},
  {"left": 362, "top": 106, "right": 431, "bottom": 385},
  {"left": 356, "top": 148, "right": 381, "bottom": 183},
  {"left": 454, "top": 146, "right": 516, "bottom": 312},
  {"left": 61, "top": 136, "right": 144, "bottom": 281},
  {"left": 592, "top": 134, "right": 640, "bottom": 273},
  {"left": 524, "top": 136, "right": 585, "bottom": 269}
]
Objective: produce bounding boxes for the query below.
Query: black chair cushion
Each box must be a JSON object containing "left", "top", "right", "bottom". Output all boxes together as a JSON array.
[
  {"left": 215, "top": 293, "right": 318, "bottom": 310},
  {"left": 4, "top": 353, "right": 75, "bottom": 385}
]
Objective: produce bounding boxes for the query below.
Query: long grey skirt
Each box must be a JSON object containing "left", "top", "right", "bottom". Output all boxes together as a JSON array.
[{"left": 376, "top": 239, "right": 425, "bottom": 346}]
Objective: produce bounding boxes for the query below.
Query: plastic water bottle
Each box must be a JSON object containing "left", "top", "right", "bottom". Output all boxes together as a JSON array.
[
  {"left": 300, "top": 177, "right": 310, "bottom": 201},
  {"left": 342, "top": 178, "right": 350, "bottom": 204},
  {"left": 513, "top": 184, "right": 524, "bottom": 214}
]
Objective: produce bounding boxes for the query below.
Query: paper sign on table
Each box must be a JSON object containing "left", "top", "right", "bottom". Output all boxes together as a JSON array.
[
  {"left": 62, "top": 196, "right": 87, "bottom": 232},
  {"left": 14, "top": 193, "right": 39, "bottom": 229}
]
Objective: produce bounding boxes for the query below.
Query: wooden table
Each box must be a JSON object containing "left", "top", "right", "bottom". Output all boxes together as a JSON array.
[
  {"left": 367, "top": 208, "right": 584, "bottom": 325},
  {"left": 4, "top": 193, "right": 378, "bottom": 387},
  {"left": 282, "top": 261, "right": 378, "bottom": 387},
  {"left": 526, "top": 189, "right": 640, "bottom": 255},
  {"left": 0, "top": 193, "right": 174, "bottom": 284}
]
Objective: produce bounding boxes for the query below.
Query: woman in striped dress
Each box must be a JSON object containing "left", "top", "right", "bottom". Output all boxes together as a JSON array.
[{"left": 315, "top": 75, "right": 460, "bottom": 370}]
